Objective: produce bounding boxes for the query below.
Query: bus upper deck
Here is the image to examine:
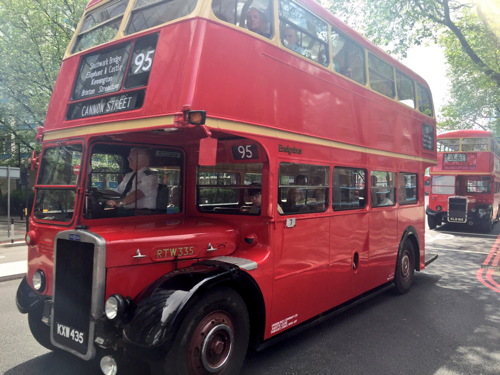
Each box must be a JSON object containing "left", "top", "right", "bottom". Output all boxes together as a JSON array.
[{"left": 42, "top": 0, "right": 435, "bottom": 165}]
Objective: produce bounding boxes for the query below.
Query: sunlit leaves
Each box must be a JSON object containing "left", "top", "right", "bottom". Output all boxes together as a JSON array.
[{"left": 0, "top": 0, "right": 85, "bottom": 157}]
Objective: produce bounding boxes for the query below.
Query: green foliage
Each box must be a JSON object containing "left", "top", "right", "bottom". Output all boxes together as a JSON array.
[
  {"left": 322, "top": 0, "right": 500, "bottom": 135},
  {"left": 0, "top": 0, "right": 85, "bottom": 161},
  {"left": 438, "top": 9, "right": 499, "bottom": 134}
]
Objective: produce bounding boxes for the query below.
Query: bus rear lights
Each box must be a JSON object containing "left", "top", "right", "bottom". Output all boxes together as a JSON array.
[
  {"left": 32, "top": 270, "right": 46, "bottom": 292},
  {"left": 100, "top": 355, "right": 118, "bottom": 375},
  {"left": 25, "top": 231, "right": 36, "bottom": 245},
  {"left": 105, "top": 294, "right": 128, "bottom": 321},
  {"left": 436, "top": 205, "right": 442, "bottom": 211}
]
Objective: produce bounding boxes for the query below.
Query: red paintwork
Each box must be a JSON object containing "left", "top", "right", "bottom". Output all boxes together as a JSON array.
[{"left": 28, "top": 0, "right": 437, "bottom": 347}]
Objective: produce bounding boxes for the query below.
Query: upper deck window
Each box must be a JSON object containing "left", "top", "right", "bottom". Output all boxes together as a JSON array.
[
  {"left": 279, "top": 0, "right": 328, "bottom": 66},
  {"left": 126, "top": 0, "right": 198, "bottom": 35},
  {"left": 396, "top": 71, "right": 416, "bottom": 108},
  {"left": 437, "top": 138, "right": 460, "bottom": 152},
  {"left": 368, "top": 53, "right": 395, "bottom": 98},
  {"left": 212, "top": 0, "right": 273, "bottom": 38},
  {"left": 417, "top": 83, "right": 434, "bottom": 117},
  {"left": 73, "top": 0, "right": 128, "bottom": 53},
  {"left": 331, "top": 30, "right": 366, "bottom": 84},
  {"left": 461, "top": 137, "right": 490, "bottom": 152}
]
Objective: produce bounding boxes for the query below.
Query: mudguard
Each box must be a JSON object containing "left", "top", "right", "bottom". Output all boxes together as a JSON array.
[
  {"left": 16, "top": 276, "right": 49, "bottom": 314},
  {"left": 426, "top": 206, "right": 440, "bottom": 217},
  {"left": 399, "top": 225, "right": 421, "bottom": 270},
  {"left": 123, "top": 258, "right": 264, "bottom": 350}
]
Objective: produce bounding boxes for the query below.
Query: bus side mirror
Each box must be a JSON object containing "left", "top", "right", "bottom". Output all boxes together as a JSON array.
[
  {"left": 199, "top": 137, "right": 217, "bottom": 166},
  {"left": 30, "top": 150, "right": 39, "bottom": 171}
]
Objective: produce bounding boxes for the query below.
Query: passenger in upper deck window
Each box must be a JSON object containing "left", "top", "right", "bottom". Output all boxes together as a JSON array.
[
  {"left": 246, "top": 7, "right": 271, "bottom": 37},
  {"left": 341, "top": 66, "right": 353, "bottom": 79},
  {"left": 282, "top": 26, "right": 305, "bottom": 54}
]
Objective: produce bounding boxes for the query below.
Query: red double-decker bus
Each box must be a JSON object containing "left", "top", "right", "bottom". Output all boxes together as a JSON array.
[
  {"left": 427, "top": 129, "right": 500, "bottom": 233},
  {"left": 16, "top": 0, "right": 437, "bottom": 374}
]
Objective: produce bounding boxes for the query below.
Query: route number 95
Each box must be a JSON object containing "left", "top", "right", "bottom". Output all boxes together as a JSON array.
[
  {"left": 232, "top": 145, "right": 259, "bottom": 160},
  {"left": 133, "top": 49, "right": 155, "bottom": 74}
]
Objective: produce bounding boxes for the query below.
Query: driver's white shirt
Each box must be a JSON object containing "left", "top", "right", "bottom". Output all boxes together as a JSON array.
[{"left": 117, "top": 167, "right": 158, "bottom": 209}]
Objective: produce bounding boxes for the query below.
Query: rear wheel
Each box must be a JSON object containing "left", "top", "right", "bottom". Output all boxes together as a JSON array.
[
  {"left": 164, "top": 287, "right": 249, "bottom": 375},
  {"left": 394, "top": 240, "right": 415, "bottom": 294}
]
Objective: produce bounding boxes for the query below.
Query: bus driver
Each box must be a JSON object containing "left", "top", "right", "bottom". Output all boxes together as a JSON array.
[{"left": 107, "top": 147, "right": 158, "bottom": 210}]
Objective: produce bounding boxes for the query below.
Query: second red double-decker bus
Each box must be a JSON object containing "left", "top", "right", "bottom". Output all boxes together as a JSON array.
[
  {"left": 16, "top": 0, "right": 437, "bottom": 374},
  {"left": 427, "top": 130, "right": 500, "bottom": 233}
]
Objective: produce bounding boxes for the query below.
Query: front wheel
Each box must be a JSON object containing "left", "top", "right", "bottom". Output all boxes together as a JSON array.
[
  {"left": 394, "top": 240, "right": 415, "bottom": 294},
  {"left": 480, "top": 215, "right": 493, "bottom": 234},
  {"left": 28, "top": 302, "right": 57, "bottom": 351},
  {"left": 164, "top": 287, "right": 249, "bottom": 375},
  {"left": 427, "top": 215, "right": 438, "bottom": 230}
]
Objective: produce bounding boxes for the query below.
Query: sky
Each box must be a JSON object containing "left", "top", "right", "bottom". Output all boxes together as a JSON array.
[{"left": 402, "top": 44, "right": 450, "bottom": 118}]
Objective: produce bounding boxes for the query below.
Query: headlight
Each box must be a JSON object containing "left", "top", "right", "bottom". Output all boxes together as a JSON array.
[
  {"left": 478, "top": 208, "right": 488, "bottom": 218},
  {"left": 105, "top": 294, "right": 126, "bottom": 320},
  {"left": 436, "top": 205, "right": 442, "bottom": 211},
  {"left": 100, "top": 356, "right": 118, "bottom": 375},
  {"left": 32, "top": 269, "right": 46, "bottom": 292},
  {"left": 25, "top": 230, "right": 37, "bottom": 245}
]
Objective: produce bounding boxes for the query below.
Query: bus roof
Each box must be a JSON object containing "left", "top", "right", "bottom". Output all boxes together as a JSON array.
[{"left": 437, "top": 130, "right": 494, "bottom": 139}]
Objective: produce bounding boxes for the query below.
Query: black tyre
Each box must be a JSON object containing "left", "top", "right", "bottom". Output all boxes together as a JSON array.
[
  {"left": 28, "top": 302, "right": 56, "bottom": 351},
  {"left": 164, "top": 287, "right": 249, "bottom": 375},
  {"left": 394, "top": 240, "right": 415, "bottom": 294},
  {"left": 427, "top": 215, "right": 437, "bottom": 230},
  {"left": 480, "top": 215, "right": 493, "bottom": 234}
]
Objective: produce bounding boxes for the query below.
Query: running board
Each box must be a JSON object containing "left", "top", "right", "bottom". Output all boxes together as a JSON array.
[{"left": 425, "top": 254, "right": 438, "bottom": 267}]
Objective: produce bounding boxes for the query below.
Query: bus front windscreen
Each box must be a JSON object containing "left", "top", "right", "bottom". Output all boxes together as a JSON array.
[
  {"left": 34, "top": 144, "right": 83, "bottom": 222},
  {"left": 431, "top": 175, "right": 455, "bottom": 195}
]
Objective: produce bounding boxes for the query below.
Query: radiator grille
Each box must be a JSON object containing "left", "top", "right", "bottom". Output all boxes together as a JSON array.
[
  {"left": 448, "top": 197, "right": 467, "bottom": 223},
  {"left": 51, "top": 239, "right": 94, "bottom": 356}
]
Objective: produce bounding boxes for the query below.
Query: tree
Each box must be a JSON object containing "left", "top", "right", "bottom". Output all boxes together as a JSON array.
[
  {"left": 323, "top": 0, "right": 500, "bottom": 134},
  {"left": 0, "top": 0, "right": 85, "bottom": 164}
]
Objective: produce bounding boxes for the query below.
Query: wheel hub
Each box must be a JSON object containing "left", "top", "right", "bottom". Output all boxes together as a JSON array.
[{"left": 188, "top": 311, "right": 235, "bottom": 374}]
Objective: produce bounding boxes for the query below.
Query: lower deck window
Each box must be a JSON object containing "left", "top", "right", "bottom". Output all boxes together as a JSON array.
[
  {"left": 278, "top": 162, "right": 329, "bottom": 214},
  {"left": 333, "top": 167, "right": 366, "bottom": 210},
  {"left": 197, "top": 163, "right": 263, "bottom": 215}
]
